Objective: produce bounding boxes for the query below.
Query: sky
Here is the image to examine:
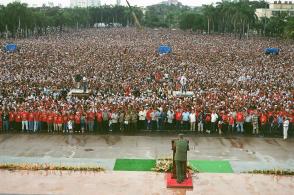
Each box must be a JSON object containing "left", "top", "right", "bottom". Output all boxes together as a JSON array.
[{"left": 0, "top": 0, "right": 230, "bottom": 7}]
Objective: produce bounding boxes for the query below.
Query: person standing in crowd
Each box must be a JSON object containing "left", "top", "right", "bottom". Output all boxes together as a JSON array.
[
  {"left": 96, "top": 109, "right": 103, "bottom": 133},
  {"left": 9, "top": 109, "right": 15, "bottom": 132},
  {"left": 189, "top": 110, "right": 196, "bottom": 131},
  {"left": 228, "top": 114, "right": 235, "bottom": 134},
  {"left": 131, "top": 110, "right": 138, "bottom": 133},
  {"left": 146, "top": 107, "right": 152, "bottom": 131},
  {"left": 236, "top": 110, "right": 244, "bottom": 134},
  {"left": 62, "top": 112, "right": 69, "bottom": 133},
  {"left": 283, "top": 117, "right": 289, "bottom": 140},
  {"left": 74, "top": 112, "right": 81, "bottom": 133},
  {"left": 221, "top": 112, "right": 228, "bottom": 134},
  {"left": 167, "top": 107, "right": 174, "bottom": 131},
  {"left": 205, "top": 112, "right": 211, "bottom": 134},
  {"left": 252, "top": 111, "right": 259, "bottom": 135},
  {"left": 87, "top": 109, "right": 95, "bottom": 133},
  {"left": 119, "top": 110, "right": 125, "bottom": 132},
  {"left": 182, "top": 109, "right": 190, "bottom": 130},
  {"left": 175, "top": 108, "right": 182, "bottom": 131},
  {"left": 80, "top": 112, "right": 86, "bottom": 134},
  {"left": 56, "top": 112, "right": 63, "bottom": 133},
  {"left": 21, "top": 110, "right": 28, "bottom": 132},
  {"left": 28, "top": 111, "right": 34, "bottom": 132},
  {"left": 260, "top": 112, "right": 268, "bottom": 136},
  {"left": 244, "top": 111, "right": 252, "bottom": 134},
  {"left": 15, "top": 111, "right": 22, "bottom": 132},
  {"left": 2, "top": 109, "right": 9, "bottom": 132},
  {"left": 47, "top": 111, "right": 54, "bottom": 133},
  {"left": 124, "top": 110, "right": 131, "bottom": 133},
  {"left": 138, "top": 107, "right": 146, "bottom": 130},
  {"left": 102, "top": 109, "right": 109, "bottom": 132},
  {"left": 197, "top": 111, "right": 204, "bottom": 133},
  {"left": 111, "top": 109, "right": 119, "bottom": 132},
  {"left": 277, "top": 114, "right": 283, "bottom": 134},
  {"left": 211, "top": 111, "right": 218, "bottom": 134},
  {"left": 33, "top": 110, "right": 40, "bottom": 133}
]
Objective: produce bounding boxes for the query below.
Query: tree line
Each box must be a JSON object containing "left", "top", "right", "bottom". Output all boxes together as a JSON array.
[{"left": 0, "top": 1, "right": 293, "bottom": 39}]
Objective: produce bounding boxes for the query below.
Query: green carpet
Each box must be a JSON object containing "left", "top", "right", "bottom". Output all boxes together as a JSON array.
[
  {"left": 189, "top": 160, "right": 233, "bottom": 173},
  {"left": 114, "top": 159, "right": 156, "bottom": 171}
]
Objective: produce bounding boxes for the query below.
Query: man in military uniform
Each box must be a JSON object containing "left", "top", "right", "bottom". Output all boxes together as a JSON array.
[{"left": 175, "top": 134, "right": 189, "bottom": 183}]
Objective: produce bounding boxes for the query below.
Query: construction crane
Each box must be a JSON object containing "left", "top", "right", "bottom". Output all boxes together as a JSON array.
[{"left": 125, "top": 0, "right": 142, "bottom": 29}]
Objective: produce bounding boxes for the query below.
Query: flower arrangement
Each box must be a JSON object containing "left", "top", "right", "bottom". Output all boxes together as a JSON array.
[
  {"left": 152, "top": 158, "right": 198, "bottom": 173},
  {"left": 246, "top": 169, "right": 294, "bottom": 175},
  {"left": 0, "top": 163, "right": 105, "bottom": 172}
]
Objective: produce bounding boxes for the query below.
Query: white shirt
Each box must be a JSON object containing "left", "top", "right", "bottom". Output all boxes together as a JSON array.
[
  {"left": 283, "top": 120, "right": 289, "bottom": 127},
  {"left": 211, "top": 113, "right": 218, "bottom": 123},
  {"left": 139, "top": 110, "right": 146, "bottom": 121},
  {"left": 189, "top": 113, "right": 196, "bottom": 123},
  {"left": 167, "top": 110, "right": 174, "bottom": 123}
]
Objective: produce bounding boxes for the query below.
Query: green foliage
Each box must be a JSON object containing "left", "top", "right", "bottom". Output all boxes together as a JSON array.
[
  {"left": 0, "top": 3, "right": 143, "bottom": 38},
  {"left": 179, "top": 12, "right": 204, "bottom": 31}
]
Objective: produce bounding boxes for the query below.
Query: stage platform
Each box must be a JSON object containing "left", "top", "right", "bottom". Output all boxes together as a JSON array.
[
  {"left": 172, "top": 91, "right": 194, "bottom": 97},
  {"left": 67, "top": 89, "right": 92, "bottom": 97}
]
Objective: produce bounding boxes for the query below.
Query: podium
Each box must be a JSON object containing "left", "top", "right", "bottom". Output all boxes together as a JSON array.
[{"left": 171, "top": 139, "right": 189, "bottom": 179}]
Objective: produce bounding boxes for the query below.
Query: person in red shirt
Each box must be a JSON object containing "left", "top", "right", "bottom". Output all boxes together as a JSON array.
[
  {"left": 62, "top": 113, "right": 69, "bottom": 133},
  {"left": 33, "top": 111, "right": 40, "bottom": 132},
  {"left": 56, "top": 113, "right": 63, "bottom": 132},
  {"left": 47, "top": 112, "right": 54, "bottom": 133},
  {"left": 228, "top": 114, "right": 235, "bottom": 134},
  {"left": 21, "top": 111, "right": 29, "bottom": 132},
  {"left": 74, "top": 112, "right": 81, "bottom": 133},
  {"left": 28, "top": 111, "right": 34, "bottom": 132},
  {"left": 205, "top": 113, "right": 211, "bottom": 134},
  {"left": 236, "top": 111, "right": 244, "bottom": 133},
  {"left": 146, "top": 108, "right": 153, "bottom": 130},
  {"left": 41, "top": 111, "right": 48, "bottom": 132},
  {"left": 95, "top": 110, "right": 103, "bottom": 132},
  {"left": 14, "top": 111, "right": 22, "bottom": 132},
  {"left": 222, "top": 113, "right": 229, "bottom": 134},
  {"left": 53, "top": 112, "right": 58, "bottom": 132},
  {"left": 260, "top": 112, "right": 268, "bottom": 136},
  {"left": 9, "top": 110, "right": 15, "bottom": 131},
  {"left": 175, "top": 109, "right": 182, "bottom": 131},
  {"left": 87, "top": 110, "right": 95, "bottom": 132}
]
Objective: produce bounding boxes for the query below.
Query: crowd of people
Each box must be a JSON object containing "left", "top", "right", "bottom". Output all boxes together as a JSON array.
[{"left": 0, "top": 28, "right": 293, "bottom": 139}]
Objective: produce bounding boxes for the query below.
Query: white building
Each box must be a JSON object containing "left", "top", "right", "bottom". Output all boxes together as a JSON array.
[
  {"left": 70, "top": 0, "right": 101, "bottom": 8},
  {"left": 256, "top": 1, "right": 294, "bottom": 18}
]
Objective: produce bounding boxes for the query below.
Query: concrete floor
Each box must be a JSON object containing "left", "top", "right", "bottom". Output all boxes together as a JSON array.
[
  {"left": 0, "top": 170, "right": 293, "bottom": 195},
  {"left": 0, "top": 134, "right": 294, "bottom": 194},
  {"left": 0, "top": 134, "right": 294, "bottom": 172}
]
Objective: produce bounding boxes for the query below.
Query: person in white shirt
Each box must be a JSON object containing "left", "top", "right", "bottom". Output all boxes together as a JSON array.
[
  {"left": 211, "top": 111, "right": 218, "bottom": 133},
  {"left": 283, "top": 117, "right": 289, "bottom": 140},
  {"left": 189, "top": 110, "right": 196, "bottom": 131},
  {"left": 138, "top": 108, "right": 146, "bottom": 130},
  {"left": 111, "top": 111, "right": 119, "bottom": 132},
  {"left": 167, "top": 108, "right": 174, "bottom": 130}
]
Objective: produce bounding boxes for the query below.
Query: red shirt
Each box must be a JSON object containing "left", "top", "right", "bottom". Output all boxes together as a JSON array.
[
  {"left": 175, "top": 112, "right": 182, "bottom": 121},
  {"left": 21, "top": 112, "right": 28, "bottom": 121},
  {"left": 69, "top": 114, "right": 75, "bottom": 121},
  {"left": 15, "top": 112, "right": 22, "bottom": 122},
  {"left": 47, "top": 113, "right": 54, "bottom": 123},
  {"left": 146, "top": 110, "right": 152, "bottom": 121},
  {"left": 260, "top": 114, "right": 267, "bottom": 124},
  {"left": 75, "top": 114, "right": 81, "bottom": 124},
  {"left": 96, "top": 112, "right": 103, "bottom": 122},
  {"left": 9, "top": 112, "right": 15, "bottom": 122},
  {"left": 56, "top": 115, "right": 63, "bottom": 124},
  {"left": 236, "top": 112, "right": 244, "bottom": 122},
  {"left": 87, "top": 112, "right": 95, "bottom": 121},
  {"left": 229, "top": 116, "right": 234, "bottom": 125},
  {"left": 34, "top": 112, "right": 40, "bottom": 121},
  {"left": 63, "top": 115, "right": 68, "bottom": 123},
  {"left": 222, "top": 114, "right": 228, "bottom": 123},
  {"left": 28, "top": 112, "right": 34, "bottom": 122},
  {"left": 205, "top": 114, "right": 211, "bottom": 122},
  {"left": 41, "top": 112, "right": 48, "bottom": 122}
]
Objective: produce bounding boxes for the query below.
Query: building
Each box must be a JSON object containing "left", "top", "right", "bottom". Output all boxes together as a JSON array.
[
  {"left": 70, "top": 0, "right": 101, "bottom": 8},
  {"left": 161, "top": 0, "right": 179, "bottom": 6},
  {"left": 256, "top": 1, "right": 294, "bottom": 18}
]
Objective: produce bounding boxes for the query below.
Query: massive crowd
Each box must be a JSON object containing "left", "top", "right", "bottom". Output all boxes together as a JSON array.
[{"left": 0, "top": 28, "right": 293, "bottom": 139}]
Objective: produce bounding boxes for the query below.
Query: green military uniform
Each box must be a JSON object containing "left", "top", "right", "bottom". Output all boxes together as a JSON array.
[{"left": 175, "top": 139, "right": 189, "bottom": 183}]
